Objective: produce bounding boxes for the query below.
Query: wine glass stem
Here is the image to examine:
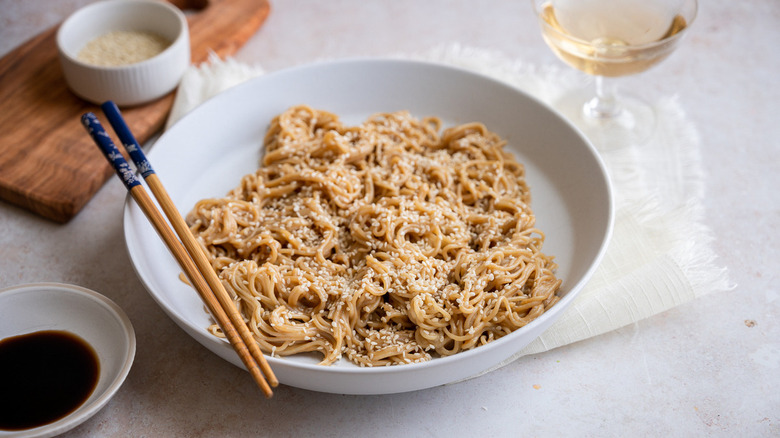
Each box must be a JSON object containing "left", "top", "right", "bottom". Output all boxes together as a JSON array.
[{"left": 584, "top": 76, "right": 622, "bottom": 119}]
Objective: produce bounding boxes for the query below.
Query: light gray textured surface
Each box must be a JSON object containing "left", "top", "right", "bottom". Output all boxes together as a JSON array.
[{"left": 1, "top": 1, "right": 777, "bottom": 436}]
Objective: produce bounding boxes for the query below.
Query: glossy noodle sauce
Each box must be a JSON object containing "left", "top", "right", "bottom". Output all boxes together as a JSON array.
[{"left": 0, "top": 330, "right": 100, "bottom": 431}]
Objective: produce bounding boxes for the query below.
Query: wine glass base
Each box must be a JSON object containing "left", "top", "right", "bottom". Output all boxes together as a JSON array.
[{"left": 552, "top": 86, "right": 656, "bottom": 151}]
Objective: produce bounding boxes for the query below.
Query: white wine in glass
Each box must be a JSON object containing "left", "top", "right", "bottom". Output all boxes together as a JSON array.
[{"left": 532, "top": 0, "right": 697, "bottom": 146}]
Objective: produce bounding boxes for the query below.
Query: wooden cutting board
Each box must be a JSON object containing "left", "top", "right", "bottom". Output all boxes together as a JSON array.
[{"left": 0, "top": 0, "right": 270, "bottom": 222}]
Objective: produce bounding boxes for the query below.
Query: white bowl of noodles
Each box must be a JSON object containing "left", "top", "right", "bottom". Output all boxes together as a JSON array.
[{"left": 124, "top": 58, "right": 613, "bottom": 394}]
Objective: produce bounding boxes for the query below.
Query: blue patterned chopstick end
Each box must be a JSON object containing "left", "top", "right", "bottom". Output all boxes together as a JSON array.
[
  {"left": 81, "top": 112, "right": 141, "bottom": 191},
  {"left": 101, "top": 101, "right": 155, "bottom": 178}
]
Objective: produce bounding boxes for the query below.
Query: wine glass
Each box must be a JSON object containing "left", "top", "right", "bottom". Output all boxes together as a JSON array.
[{"left": 531, "top": 0, "right": 698, "bottom": 148}]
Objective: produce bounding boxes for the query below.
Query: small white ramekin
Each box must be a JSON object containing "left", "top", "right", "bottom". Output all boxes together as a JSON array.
[{"left": 57, "top": 0, "right": 190, "bottom": 107}]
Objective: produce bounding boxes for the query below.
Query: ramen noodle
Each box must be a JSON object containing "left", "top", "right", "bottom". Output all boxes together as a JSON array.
[{"left": 186, "top": 105, "right": 561, "bottom": 366}]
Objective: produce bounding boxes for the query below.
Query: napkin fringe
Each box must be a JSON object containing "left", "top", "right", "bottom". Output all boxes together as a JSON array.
[
  {"left": 628, "top": 196, "right": 732, "bottom": 298},
  {"left": 166, "top": 52, "right": 266, "bottom": 129},
  {"left": 626, "top": 98, "right": 731, "bottom": 297}
]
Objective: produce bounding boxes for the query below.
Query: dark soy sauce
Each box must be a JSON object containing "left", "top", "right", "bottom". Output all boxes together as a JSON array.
[{"left": 0, "top": 330, "right": 100, "bottom": 431}]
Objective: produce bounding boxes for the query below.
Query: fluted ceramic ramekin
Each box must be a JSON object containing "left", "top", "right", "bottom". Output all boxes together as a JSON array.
[{"left": 57, "top": 0, "right": 190, "bottom": 107}]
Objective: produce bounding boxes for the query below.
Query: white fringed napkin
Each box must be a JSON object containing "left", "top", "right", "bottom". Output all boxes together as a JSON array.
[{"left": 166, "top": 45, "right": 730, "bottom": 366}]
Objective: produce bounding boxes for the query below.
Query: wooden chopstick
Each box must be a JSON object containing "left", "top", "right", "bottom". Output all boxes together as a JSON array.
[
  {"left": 99, "top": 101, "right": 278, "bottom": 390},
  {"left": 81, "top": 112, "right": 276, "bottom": 398}
]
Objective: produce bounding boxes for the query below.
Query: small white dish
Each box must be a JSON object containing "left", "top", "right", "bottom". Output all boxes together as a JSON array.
[
  {"left": 0, "top": 283, "right": 135, "bottom": 438},
  {"left": 56, "top": 0, "right": 190, "bottom": 106},
  {"left": 124, "top": 59, "right": 613, "bottom": 395}
]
